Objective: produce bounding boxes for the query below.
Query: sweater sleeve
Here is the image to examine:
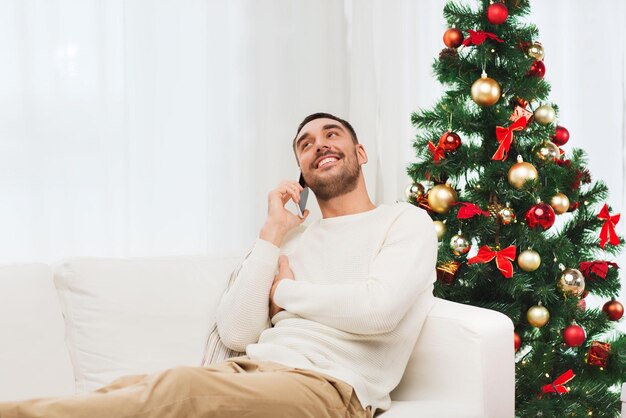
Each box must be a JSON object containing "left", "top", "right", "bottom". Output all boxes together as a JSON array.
[
  {"left": 215, "top": 238, "right": 279, "bottom": 352},
  {"left": 272, "top": 208, "right": 438, "bottom": 335}
]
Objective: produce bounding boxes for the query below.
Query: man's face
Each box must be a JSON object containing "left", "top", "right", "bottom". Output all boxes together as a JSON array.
[{"left": 294, "top": 118, "right": 366, "bottom": 201}]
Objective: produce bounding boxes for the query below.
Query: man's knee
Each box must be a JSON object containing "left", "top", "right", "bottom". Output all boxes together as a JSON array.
[
  {"left": 158, "top": 366, "right": 200, "bottom": 383},
  {"left": 153, "top": 366, "right": 215, "bottom": 394}
]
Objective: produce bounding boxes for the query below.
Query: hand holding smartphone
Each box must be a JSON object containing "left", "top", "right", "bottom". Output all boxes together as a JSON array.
[{"left": 296, "top": 173, "right": 309, "bottom": 218}]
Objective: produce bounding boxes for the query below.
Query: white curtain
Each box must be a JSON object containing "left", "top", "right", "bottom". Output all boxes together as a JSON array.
[
  {"left": 1, "top": 1, "right": 625, "bottom": 326},
  {"left": 0, "top": 0, "right": 425, "bottom": 262}
]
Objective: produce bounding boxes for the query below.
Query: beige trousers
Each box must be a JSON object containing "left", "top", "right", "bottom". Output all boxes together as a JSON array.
[{"left": 0, "top": 356, "right": 371, "bottom": 418}]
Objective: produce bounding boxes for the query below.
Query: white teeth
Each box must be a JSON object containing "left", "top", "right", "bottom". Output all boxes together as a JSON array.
[{"left": 318, "top": 157, "right": 338, "bottom": 168}]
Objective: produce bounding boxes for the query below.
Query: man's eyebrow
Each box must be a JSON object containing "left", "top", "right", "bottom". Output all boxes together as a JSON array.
[{"left": 295, "top": 124, "right": 346, "bottom": 148}]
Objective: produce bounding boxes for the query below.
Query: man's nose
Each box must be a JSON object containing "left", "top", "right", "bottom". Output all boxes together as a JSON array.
[{"left": 316, "top": 143, "right": 330, "bottom": 152}]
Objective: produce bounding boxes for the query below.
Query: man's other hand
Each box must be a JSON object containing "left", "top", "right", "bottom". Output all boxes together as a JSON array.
[
  {"left": 269, "top": 255, "right": 295, "bottom": 319},
  {"left": 259, "top": 180, "right": 309, "bottom": 247}
]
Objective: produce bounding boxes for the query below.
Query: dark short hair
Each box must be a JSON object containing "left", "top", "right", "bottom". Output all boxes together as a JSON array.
[{"left": 292, "top": 112, "right": 359, "bottom": 164}]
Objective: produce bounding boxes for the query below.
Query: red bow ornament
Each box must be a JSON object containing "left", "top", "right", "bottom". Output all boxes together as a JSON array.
[
  {"left": 540, "top": 369, "right": 575, "bottom": 398},
  {"left": 579, "top": 260, "right": 619, "bottom": 280},
  {"left": 492, "top": 116, "right": 527, "bottom": 161},
  {"left": 598, "top": 203, "right": 620, "bottom": 249},
  {"left": 467, "top": 245, "right": 516, "bottom": 278},
  {"left": 428, "top": 141, "right": 445, "bottom": 164},
  {"left": 462, "top": 30, "right": 504, "bottom": 46},
  {"left": 454, "top": 202, "right": 490, "bottom": 219}
]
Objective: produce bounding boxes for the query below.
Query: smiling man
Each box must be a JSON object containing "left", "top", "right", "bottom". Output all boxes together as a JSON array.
[
  {"left": 0, "top": 113, "right": 437, "bottom": 418},
  {"left": 215, "top": 112, "right": 438, "bottom": 417}
]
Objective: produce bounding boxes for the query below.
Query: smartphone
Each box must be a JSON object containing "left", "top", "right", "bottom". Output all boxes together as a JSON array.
[{"left": 296, "top": 172, "right": 309, "bottom": 218}]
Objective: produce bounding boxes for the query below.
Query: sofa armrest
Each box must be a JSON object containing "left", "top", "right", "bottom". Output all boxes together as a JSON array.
[{"left": 390, "top": 297, "right": 514, "bottom": 418}]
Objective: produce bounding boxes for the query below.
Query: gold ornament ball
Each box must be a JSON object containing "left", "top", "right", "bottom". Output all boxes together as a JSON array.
[
  {"left": 518, "top": 249, "right": 541, "bottom": 272},
  {"left": 427, "top": 184, "right": 458, "bottom": 214},
  {"left": 534, "top": 105, "right": 556, "bottom": 125},
  {"left": 433, "top": 221, "right": 446, "bottom": 240},
  {"left": 558, "top": 268, "right": 585, "bottom": 297},
  {"left": 471, "top": 73, "right": 501, "bottom": 107},
  {"left": 527, "top": 304, "right": 550, "bottom": 327},
  {"left": 450, "top": 233, "right": 471, "bottom": 256},
  {"left": 507, "top": 158, "right": 539, "bottom": 189},
  {"left": 531, "top": 141, "right": 560, "bottom": 165},
  {"left": 527, "top": 42, "right": 545, "bottom": 60},
  {"left": 405, "top": 182, "right": 424, "bottom": 201},
  {"left": 550, "top": 193, "right": 570, "bottom": 214},
  {"left": 498, "top": 206, "right": 516, "bottom": 225}
]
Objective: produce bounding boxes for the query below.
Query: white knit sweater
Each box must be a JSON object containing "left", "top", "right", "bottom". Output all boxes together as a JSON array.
[{"left": 215, "top": 202, "right": 437, "bottom": 416}]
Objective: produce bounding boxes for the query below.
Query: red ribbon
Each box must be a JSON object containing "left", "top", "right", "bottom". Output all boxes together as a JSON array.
[
  {"left": 540, "top": 369, "right": 575, "bottom": 397},
  {"left": 598, "top": 203, "right": 620, "bottom": 249},
  {"left": 428, "top": 141, "right": 445, "bottom": 164},
  {"left": 492, "top": 117, "right": 527, "bottom": 161},
  {"left": 467, "top": 245, "right": 516, "bottom": 278},
  {"left": 453, "top": 202, "right": 490, "bottom": 219},
  {"left": 462, "top": 30, "right": 504, "bottom": 46},
  {"left": 579, "top": 260, "right": 619, "bottom": 280}
]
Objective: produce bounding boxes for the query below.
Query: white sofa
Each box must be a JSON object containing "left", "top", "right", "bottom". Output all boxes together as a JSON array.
[{"left": 0, "top": 255, "right": 515, "bottom": 417}]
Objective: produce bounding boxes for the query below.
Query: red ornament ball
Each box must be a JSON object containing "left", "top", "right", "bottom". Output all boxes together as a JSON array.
[
  {"left": 567, "top": 201, "right": 579, "bottom": 212},
  {"left": 528, "top": 60, "right": 546, "bottom": 78},
  {"left": 563, "top": 324, "right": 586, "bottom": 347},
  {"left": 603, "top": 299, "right": 624, "bottom": 321},
  {"left": 525, "top": 202, "right": 556, "bottom": 230},
  {"left": 514, "top": 332, "right": 522, "bottom": 352},
  {"left": 487, "top": 3, "right": 508, "bottom": 25},
  {"left": 439, "top": 131, "right": 462, "bottom": 152},
  {"left": 551, "top": 126, "right": 570, "bottom": 146},
  {"left": 443, "top": 28, "right": 464, "bottom": 48}
]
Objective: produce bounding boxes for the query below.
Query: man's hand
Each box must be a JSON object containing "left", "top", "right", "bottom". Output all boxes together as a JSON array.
[
  {"left": 259, "top": 180, "right": 310, "bottom": 247},
  {"left": 269, "top": 255, "right": 295, "bottom": 319}
]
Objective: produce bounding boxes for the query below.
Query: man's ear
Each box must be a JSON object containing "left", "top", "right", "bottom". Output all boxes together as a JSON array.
[{"left": 356, "top": 144, "right": 368, "bottom": 165}]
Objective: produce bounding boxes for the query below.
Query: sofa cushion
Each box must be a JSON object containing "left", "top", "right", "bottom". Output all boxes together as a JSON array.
[
  {"left": 53, "top": 254, "right": 240, "bottom": 393},
  {"left": 0, "top": 263, "right": 74, "bottom": 401}
]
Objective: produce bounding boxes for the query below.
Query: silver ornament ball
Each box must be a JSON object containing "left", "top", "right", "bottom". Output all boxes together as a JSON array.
[{"left": 450, "top": 233, "right": 471, "bottom": 256}]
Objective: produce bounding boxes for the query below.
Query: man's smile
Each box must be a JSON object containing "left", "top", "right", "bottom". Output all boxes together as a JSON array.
[{"left": 314, "top": 154, "right": 341, "bottom": 169}]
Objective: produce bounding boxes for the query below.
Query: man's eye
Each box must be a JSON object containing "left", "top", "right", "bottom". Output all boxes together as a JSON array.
[{"left": 328, "top": 132, "right": 337, "bottom": 137}]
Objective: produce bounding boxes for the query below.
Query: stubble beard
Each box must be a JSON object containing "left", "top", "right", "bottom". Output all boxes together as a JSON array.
[{"left": 306, "top": 151, "right": 361, "bottom": 201}]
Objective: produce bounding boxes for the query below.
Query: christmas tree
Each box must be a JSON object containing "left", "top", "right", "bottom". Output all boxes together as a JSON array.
[{"left": 406, "top": 1, "right": 626, "bottom": 416}]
